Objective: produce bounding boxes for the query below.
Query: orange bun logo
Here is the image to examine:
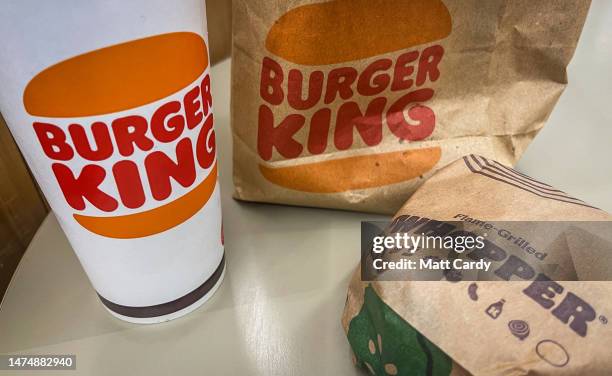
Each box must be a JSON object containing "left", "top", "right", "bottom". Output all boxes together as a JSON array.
[
  {"left": 24, "top": 32, "right": 217, "bottom": 239},
  {"left": 258, "top": 0, "right": 451, "bottom": 193}
]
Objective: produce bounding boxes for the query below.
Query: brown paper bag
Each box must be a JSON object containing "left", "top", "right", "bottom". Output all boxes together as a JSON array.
[
  {"left": 342, "top": 155, "right": 612, "bottom": 375},
  {"left": 231, "top": 0, "right": 590, "bottom": 214}
]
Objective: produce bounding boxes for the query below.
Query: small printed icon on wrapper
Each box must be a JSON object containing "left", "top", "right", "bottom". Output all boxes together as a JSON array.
[
  {"left": 508, "top": 320, "right": 530, "bottom": 340},
  {"left": 485, "top": 299, "right": 505, "bottom": 319},
  {"left": 536, "top": 340, "right": 570, "bottom": 368},
  {"left": 467, "top": 282, "right": 478, "bottom": 301}
]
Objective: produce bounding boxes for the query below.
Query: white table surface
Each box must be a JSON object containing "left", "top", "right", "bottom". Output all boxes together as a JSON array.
[{"left": 1, "top": 3, "right": 612, "bottom": 375}]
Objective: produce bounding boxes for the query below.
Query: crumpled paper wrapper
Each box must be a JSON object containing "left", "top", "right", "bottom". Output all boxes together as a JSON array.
[{"left": 342, "top": 155, "right": 612, "bottom": 375}]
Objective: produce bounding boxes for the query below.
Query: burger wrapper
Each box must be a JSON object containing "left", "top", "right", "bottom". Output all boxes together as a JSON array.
[
  {"left": 231, "top": 0, "right": 590, "bottom": 214},
  {"left": 341, "top": 156, "right": 612, "bottom": 375}
]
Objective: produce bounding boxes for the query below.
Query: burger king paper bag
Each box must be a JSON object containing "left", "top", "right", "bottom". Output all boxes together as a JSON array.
[
  {"left": 342, "top": 155, "right": 612, "bottom": 375},
  {"left": 231, "top": 0, "right": 590, "bottom": 213}
]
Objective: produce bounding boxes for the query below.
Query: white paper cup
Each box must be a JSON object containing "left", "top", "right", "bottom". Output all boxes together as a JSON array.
[{"left": 0, "top": 0, "right": 225, "bottom": 323}]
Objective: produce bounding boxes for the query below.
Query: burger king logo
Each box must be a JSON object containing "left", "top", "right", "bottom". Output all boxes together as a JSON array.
[
  {"left": 23, "top": 32, "right": 217, "bottom": 239},
  {"left": 257, "top": 0, "right": 451, "bottom": 193}
]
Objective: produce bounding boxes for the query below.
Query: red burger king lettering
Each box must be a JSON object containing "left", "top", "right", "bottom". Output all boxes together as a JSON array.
[
  {"left": 33, "top": 75, "right": 215, "bottom": 214},
  {"left": 19, "top": 32, "right": 219, "bottom": 239},
  {"left": 257, "top": 45, "right": 444, "bottom": 161},
  {"left": 230, "top": 0, "right": 453, "bottom": 196}
]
